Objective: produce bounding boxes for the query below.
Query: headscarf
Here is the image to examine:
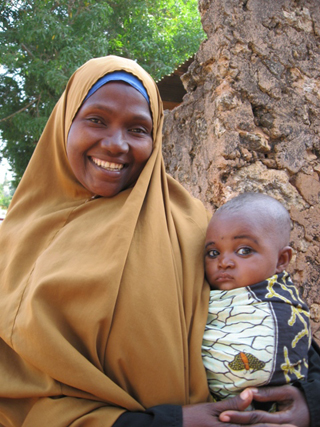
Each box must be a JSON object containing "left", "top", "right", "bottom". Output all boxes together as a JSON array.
[
  {"left": 84, "top": 70, "right": 150, "bottom": 103},
  {"left": 0, "top": 56, "right": 210, "bottom": 426}
]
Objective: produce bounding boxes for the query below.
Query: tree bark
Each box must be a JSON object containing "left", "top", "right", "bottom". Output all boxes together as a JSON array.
[{"left": 162, "top": 0, "right": 320, "bottom": 344}]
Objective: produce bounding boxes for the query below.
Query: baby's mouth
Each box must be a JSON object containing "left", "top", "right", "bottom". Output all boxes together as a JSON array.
[
  {"left": 215, "top": 273, "right": 233, "bottom": 281},
  {"left": 91, "top": 156, "right": 124, "bottom": 171}
]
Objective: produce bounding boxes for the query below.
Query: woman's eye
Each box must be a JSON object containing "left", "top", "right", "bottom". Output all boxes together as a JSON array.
[
  {"left": 130, "top": 127, "right": 147, "bottom": 134},
  {"left": 207, "top": 249, "right": 219, "bottom": 258},
  {"left": 89, "top": 117, "right": 103, "bottom": 124},
  {"left": 237, "top": 247, "right": 252, "bottom": 256}
]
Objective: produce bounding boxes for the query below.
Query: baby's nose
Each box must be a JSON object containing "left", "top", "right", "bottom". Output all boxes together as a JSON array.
[{"left": 219, "top": 255, "right": 235, "bottom": 269}]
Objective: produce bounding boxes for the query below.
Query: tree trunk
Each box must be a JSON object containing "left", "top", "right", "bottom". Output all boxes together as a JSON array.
[{"left": 162, "top": 0, "right": 320, "bottom": 344}]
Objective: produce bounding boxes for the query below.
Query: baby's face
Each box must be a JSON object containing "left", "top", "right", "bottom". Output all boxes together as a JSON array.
[{"left": 204, "top": 210, "right": 283, "bottom": 290}]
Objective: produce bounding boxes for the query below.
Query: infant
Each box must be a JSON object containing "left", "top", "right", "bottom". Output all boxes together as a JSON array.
[{"left": 202, "top": 193, "right": 311, "bottom": 402}]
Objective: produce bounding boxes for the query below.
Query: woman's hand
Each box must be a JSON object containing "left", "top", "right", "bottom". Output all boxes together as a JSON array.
[
  {"left": 183, "top": 389, "right": 296, "bottom": 427},
  {"left": 219, "top": 385, "right": 309, "bottom": 427}
]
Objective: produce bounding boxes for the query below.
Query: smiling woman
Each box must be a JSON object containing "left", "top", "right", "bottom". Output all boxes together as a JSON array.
[{"left": 0, "top": 55, "right": 211, "bottom": 426}]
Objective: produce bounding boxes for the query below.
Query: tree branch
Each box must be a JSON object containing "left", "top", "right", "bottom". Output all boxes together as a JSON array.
[
  {"left": 21, "top": 43, "right": 35, "bottom": 58},
  {"left": 0, "top": 98, "right": 38, "bottom": 122}
]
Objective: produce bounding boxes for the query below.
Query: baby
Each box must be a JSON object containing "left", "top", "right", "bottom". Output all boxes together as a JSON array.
[{"left": 202, "top": 192, "right": 311, "bottom": 402}]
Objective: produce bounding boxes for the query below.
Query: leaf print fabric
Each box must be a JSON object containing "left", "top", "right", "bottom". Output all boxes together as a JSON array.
[{"left": 202, "top": 272, "right": 311, "bottom": 400}]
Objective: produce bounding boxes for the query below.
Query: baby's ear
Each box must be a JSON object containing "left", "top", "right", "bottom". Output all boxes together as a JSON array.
[{"left": 276, "top": 246, "right": 293, "bottom": 273}]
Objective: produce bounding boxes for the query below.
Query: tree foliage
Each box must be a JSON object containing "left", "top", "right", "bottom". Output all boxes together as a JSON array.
[{"left": 0, "top": 0, "right": 205, "bottom": 185}]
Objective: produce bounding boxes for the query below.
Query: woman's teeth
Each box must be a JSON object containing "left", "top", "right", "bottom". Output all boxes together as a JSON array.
[{"left": 91, "top": 157, "right": 124, "bottom": 170}]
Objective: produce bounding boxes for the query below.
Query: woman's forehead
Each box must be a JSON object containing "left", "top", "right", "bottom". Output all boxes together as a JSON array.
[{"left": 79, "top": 82, "right": 152, "bottom": 124}]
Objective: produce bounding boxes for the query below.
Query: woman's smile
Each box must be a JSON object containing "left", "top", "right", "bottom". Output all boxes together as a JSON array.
[{"left": 90, "top": 156, "right": 124, "bottom": 171}]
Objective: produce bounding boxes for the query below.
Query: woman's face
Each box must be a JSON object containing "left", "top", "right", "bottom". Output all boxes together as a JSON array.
[{"left": 67, "top": 81, "right": 153, "bottom": 197}]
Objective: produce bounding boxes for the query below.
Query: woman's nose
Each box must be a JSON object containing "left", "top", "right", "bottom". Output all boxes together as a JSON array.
[
  {"left": 101, "top": 130, "right": 129, "bottom": 155},
  {"left": 219, "top": 255, "right": 235, "bottom": 269}
]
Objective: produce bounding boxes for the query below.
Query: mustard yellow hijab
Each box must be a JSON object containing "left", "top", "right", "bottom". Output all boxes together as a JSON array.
[{"left": 0, "top": 56, "right": 210, "bottom": 426}]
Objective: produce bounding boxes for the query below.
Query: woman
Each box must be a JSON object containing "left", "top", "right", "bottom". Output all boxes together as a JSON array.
[{"left": 0, "top": 55, "right": 318, "bottom": 426}]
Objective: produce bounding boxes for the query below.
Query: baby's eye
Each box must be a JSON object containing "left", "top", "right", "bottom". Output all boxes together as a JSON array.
[
  {"left": 207, "top": 249, "right": 220, "bottom": 258},
  {"left": 237, "top": 247, "right": 252, "bottom": 256}
]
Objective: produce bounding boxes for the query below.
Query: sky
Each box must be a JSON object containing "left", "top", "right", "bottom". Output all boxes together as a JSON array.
[{"left": 0, "top": 158, "right": 13, "bottom": 184}]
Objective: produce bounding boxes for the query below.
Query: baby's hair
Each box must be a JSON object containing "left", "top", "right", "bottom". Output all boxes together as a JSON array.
[{"left": 215, "top": 192, "right": 291, "bottom": 246}]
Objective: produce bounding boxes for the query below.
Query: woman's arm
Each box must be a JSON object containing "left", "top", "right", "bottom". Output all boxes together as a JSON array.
[
  {"left": 114, "top": 392, "right": 252, "bottom": 427},
  {"left": 114, "top": 389, "right": 295, "bottom": 427},
  {"left": 114, "top": 342, "right": 320, "bottom": 427}
]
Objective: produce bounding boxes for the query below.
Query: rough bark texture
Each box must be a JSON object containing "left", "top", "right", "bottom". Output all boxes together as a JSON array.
[{"left": 162, "top": 0, "right": 320, "bottom": 344}]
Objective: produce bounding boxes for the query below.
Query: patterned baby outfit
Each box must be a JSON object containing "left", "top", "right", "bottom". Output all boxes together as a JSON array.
[{"left": 202, "top": 272, "right": 311, "bottom": 400}]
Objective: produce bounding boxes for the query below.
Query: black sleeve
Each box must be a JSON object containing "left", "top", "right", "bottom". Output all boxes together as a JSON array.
[
  {"left": 293, "top": 340, "right": 320, "bottom": 427},
  {"left": 112, "top": 404, "right": 182, "bottom": 427}
]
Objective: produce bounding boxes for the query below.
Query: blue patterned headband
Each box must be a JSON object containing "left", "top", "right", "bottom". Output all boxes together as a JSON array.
[{"left": 84, "top": 71, "right": 149, "bottom": 104}]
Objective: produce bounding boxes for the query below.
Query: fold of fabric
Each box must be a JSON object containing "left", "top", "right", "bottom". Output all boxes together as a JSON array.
[{"left": 0, "top": 56, "right": 210, "bottom": 426}]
